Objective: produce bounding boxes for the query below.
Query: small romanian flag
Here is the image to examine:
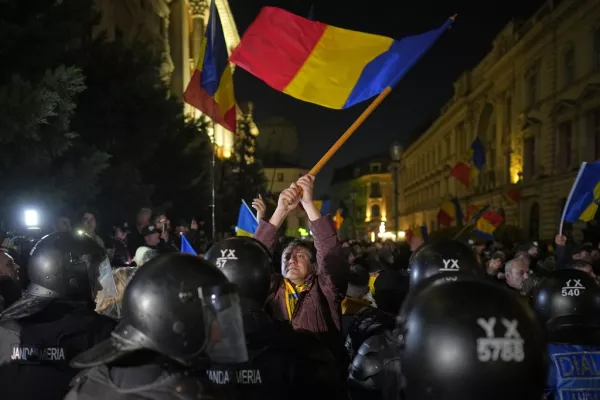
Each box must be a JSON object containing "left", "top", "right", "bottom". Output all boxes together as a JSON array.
[
  {"left": 230, "top": 7, "right": 453, "bottom": 109},
  {"left": 437, "top": 197, "right": 463, "bottom": 227},
  {"left": 184, "top": 0, "right": 236, "bottom": 133},
  {"left": 236, "top": 201, "right": 258, "bottom": 237},
  {"left": 406, "top": 225, "right": 428, "bottom": 245},
  {"left": 468, "top": 205, "right": 503, "bottom": 240}
]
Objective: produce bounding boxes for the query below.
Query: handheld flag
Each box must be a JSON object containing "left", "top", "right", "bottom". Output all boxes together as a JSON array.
[
  {"left": 406, "top": 225, "right": 428, "bottom": 244},
  {"left": 180, "top": 234, "right": 198, "bottom": 256},
  {"left": 451, "top": 162, "right": 472, "bottom": 187},
  {"left": 236, "top": 200, "right": 258, "bottom": 237},
  {"left": 471, "top": 137, "right": 486, "bottom": 171},
  {"left": 560, "top": 161, "right": 600, "bottom": 233},
  {"left": 230, "top": 7, "right": 453, "bottom": 109},
  {"left": 437, "top": 197, "right": 463, "bottom": 227},
  {"left": 184, "top": 0, "right": 236, "bottom": 133}
]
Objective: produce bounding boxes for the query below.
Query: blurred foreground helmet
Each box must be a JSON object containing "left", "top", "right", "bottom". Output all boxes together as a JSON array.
[
  {"left": 532, "top": 268, "right": 600, "bottom": 341},
  {"left": 71, "top": 254, "right": 248, "bottom": 368},
  {"left": 206, "top": 236, "right": 272, "bottom": 305},
  {"left": 399, "top": 274, "right": 546, "bottom": 400},
  {"left": 408, "top": 239, "right": 481, "bottom": 286},
  {"left": 1, "top": 231, "right": 110, "bottom": 319}
]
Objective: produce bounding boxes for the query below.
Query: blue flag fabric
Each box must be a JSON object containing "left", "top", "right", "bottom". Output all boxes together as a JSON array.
[
  {"left": 563, "top": 161, "right": 600, "bottom": 223},
  {"left": 471, "top": 137, "right": 486, "bottom": 170},
  {"left": 237, "top": 201, "right": 258, "bottom": 237},
  {"left": 180, "top": 234, "right": 198, "bottom": 256}
]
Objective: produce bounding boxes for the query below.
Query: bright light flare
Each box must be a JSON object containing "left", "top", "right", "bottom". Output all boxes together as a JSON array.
[{"left": 24, "top": 210, "right": 39, "bottom": 227}]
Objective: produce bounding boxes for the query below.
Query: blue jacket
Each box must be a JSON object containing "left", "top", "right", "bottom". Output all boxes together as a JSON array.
[{"left": 546, "top": 343, "right": 600, "bottom": 400}]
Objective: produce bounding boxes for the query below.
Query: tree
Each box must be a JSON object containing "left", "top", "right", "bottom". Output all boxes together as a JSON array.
[
  {"left": 216, "top": 110, "right": 266, "bottom": 234},
  {"left": 0, "top": 66, "right": 110, "bottom": 226}
]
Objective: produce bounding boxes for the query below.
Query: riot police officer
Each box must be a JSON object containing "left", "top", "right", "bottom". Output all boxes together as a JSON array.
[
  {"left": 532, "top": 268, "right": 600, "bottom": 398},
  {"left": 205, "top": 236, "right": 342, "bottom": 400},
  {"left": 0, "top": 231, "right": 117, "bottom": 400},
  {"left": 65, "top": 253, "right": 249, "bottom": 400},
  {"left": 348, "top": 240, "right": 483, "bottom": 399},
  {"left": 408, "top": 239, "right": 483, "bottom": 286},
  {"left": 387, "top": 273, "right": 546, "bottom": 400}
]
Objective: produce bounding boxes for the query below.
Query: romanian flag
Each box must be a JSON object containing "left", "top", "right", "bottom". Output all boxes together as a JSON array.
[
  {"left": 406, "top": 225, "right": 429, "bottom": 244},
  {"left": 468, "top": 205, "right": 503, "bottom": 240},
  {"left": 236, "top": 201, "right": 258, "bottom": 237},
  {"left": 451, "top": 138, "right": 486, "bottom": 187},
  {"left": 562, "top": 161, "right": 600, "bottom": 223},
  {"left": 230, "top": 7, "right": 453, "bottom": 109},
  {"left": 184, "top": 0, "right": 236, "bottom": 133},
  {"left": 437, "top": 197, "right": 463, "bottom": 227}
]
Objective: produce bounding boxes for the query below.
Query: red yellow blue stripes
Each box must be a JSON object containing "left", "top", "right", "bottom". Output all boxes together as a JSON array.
[
  {"left": 184, "top": 0, "right": 236, "bottom": 133},
  {"left": 230, "top": 7, "right": 453, "bottom": 109}
]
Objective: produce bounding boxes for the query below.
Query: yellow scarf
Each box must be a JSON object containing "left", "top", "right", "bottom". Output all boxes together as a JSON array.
[
  {"left": 284, "top": 276, "right": 313, "bottom": 320},
  {"left": 342, "top": 296, "right": 371, "bottom": 315}
]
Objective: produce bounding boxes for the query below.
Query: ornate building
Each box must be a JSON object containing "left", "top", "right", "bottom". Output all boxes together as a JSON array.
[
  {"left": 94, "top": 0, "right": 253, "bottom": 159},
  {"left": 397, "top": 0, "right": 600, "bottom": 240},
  {"left": 331, "top": 155, "right": 394, "bottom": 241}
]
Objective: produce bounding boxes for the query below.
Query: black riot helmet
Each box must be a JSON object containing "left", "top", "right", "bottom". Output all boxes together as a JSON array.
[
  {"left": 1, "top": 231, "right": 108, "bottom": 319},
  {"left": 532, "top": 268, "right": 600, "bottom": 342},
  {"left": 71, "top": 254, "right": 248, "bottom": 368},
  {"left": 205, "top": 236, "right": 272, "bottom": 306},
  {"left": 398, "top": 274, "right": 546, "bottom": 400},
  {"left": 408, "top": 239, "right": 481, "bottom": 286}
]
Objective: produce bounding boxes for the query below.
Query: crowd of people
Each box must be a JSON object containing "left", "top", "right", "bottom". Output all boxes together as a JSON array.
[{"left": 0, "top": 174, "right": 599, "bottom": 400}]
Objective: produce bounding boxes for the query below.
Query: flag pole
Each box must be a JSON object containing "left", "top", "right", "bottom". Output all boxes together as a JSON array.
[
  {"left": 309, "top": 86, "right": 392, "bottom": 175},
  {"left": 209, "top": 0, "right": 218, "bottom": 242}
]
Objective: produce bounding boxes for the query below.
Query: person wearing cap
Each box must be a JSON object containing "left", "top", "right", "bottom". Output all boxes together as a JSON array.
[
  {"left": 64, "top": 254, "right": 249, "bottom": 400},
  {"left": 0, "top": 231, "right": 117, "bottom": 400}
]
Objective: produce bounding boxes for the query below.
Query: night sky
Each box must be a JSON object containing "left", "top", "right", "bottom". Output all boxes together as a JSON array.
[{"left": 227, "top": 0, "right": 546, "bottom": 194}]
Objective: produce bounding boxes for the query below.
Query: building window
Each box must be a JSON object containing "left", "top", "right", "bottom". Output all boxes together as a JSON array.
[
  {"left": 529, "top": 202, "right": 540, "bottom": 240},
  {"left": 505, "top": 96, "right": 512, "bottom": 134},
  {"left": 371, "top": 204, "right": 381, "bottom": 218},
  {"left": 564, "top": 46, "right": 575, "bottom": 86},
  {"left": 590, "top": 108, "right": 600, "bottom": 160},
  {"left": 370, "top": 182, "right": 382, "bottom": 198},
  {"left": 370, "top": 163, "right": 381, "bottom": 173},
  {"left": 557, "top": 120, "right": 573, "bottom": 170},
  {"left": 594, "top": 28, "right": 600, "bottom": 69},
  {"left": 526, "top": 72, "right": 538, "bottom": 107},
  {"left": 276, "top": 172, "right": 284, "bottom": 182},
  {"left": 524, "top": 136, "right": 536, "bottom": 180}
]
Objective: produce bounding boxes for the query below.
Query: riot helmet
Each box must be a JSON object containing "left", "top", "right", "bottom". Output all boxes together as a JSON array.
[
  {"left": 205, "top": 236, "right": 272, "bottom": 306},
  {"left": 532, "top": 268, "right": 600, "bottom": 342},
  {"left": 71, "top": 253, "right": 248, "bottom": 368},
  {"left": 408, "top": 239, "right": 481, "bottom": 286},
  {"left": 399, "top": 274, "right": 546, "bottom": 400},
  {"left": 1, "top": 231, "right": 115, "bottom": 319}
]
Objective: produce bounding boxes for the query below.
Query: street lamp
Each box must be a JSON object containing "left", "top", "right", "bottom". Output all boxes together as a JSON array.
[{"left": 390, "top": 142, "right": 403, "bottom": 241}]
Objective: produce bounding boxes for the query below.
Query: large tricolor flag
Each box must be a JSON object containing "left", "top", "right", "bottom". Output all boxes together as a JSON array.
[
  {"left": 184, "top": 0, "right": 236, "bottom": 133},
  {"left": 230, "top": 7, "right": 453, "bottom": 109}
]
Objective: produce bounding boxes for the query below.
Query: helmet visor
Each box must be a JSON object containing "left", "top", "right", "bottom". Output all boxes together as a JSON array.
[
  {"left": 89, "top": 256, "right": 117, "bottom": 300},
  {"left": 199, "top": 284, "right": 248, "bottom": 364}
]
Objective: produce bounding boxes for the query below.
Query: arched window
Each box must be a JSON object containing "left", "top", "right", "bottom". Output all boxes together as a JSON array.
[
  {"left": 371, "top": 204, "right": 381, "bottom": 218},
  {"left": 529, "top": 202, "right": 540, "bottom": 240}
]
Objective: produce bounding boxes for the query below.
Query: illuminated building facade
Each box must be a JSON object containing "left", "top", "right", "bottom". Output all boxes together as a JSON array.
[
  {"left": 330, "top": 155, "right": 394, "bottom": 241},
  {"left": 396, "top": 0, "right": 600, "bottom": 240},
  {"left": 94, "top": 0, "right": 253, "bottom": 159}
]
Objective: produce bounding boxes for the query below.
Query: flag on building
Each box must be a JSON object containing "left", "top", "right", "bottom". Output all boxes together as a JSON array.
[
  {"left": 406, "top": 225, "right": 428, "bottom": 244},
  {"left": 180, "top": 234, "right": 198, "bottom": 256},
  {"left": 437, "top": 197, "right": 463, "bottom": 226},
  {"left": 230, "top": 7, "right": 454, "bottom": 109},
  {"left": 562, "top": 161, "right": 600, "bottom": 223},
  {"left": 451, "top": 137, "right": 486, "bottom": 187},
  {"left": 183, "top": 0, "right": 236, "bottom": 133},
  {"left": 505, "top": 186, "right": 521, "bottom": 203},
  {"left": 236, "top": 200, "right": 258, "bottom": 237}
]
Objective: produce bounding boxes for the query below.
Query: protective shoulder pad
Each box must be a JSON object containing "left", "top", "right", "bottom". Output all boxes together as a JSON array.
[
  {"left": 348, "top": 332, "right": 391, "bottom": 390},
  {"left": 169, "top": 373, "right": 214, "bottom": 400}
]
